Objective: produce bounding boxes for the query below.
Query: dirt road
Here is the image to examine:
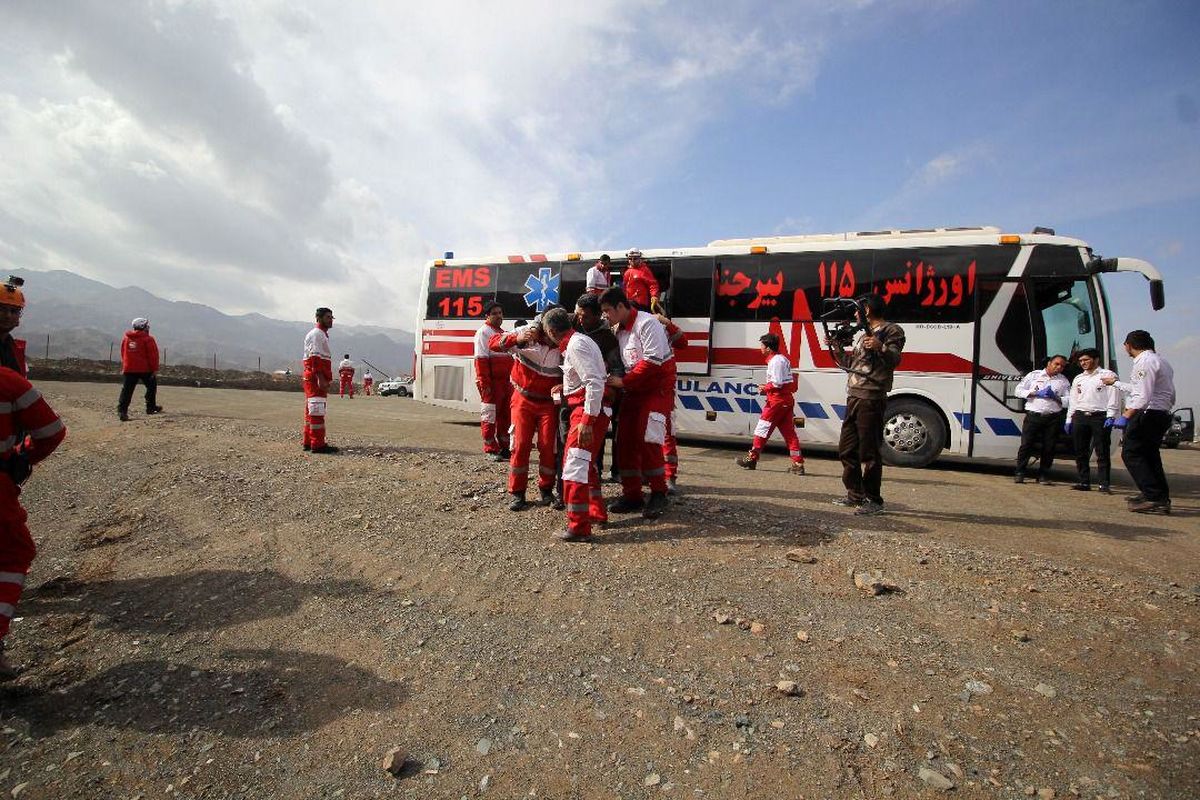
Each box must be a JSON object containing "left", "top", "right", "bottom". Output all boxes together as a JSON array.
[{"left": 1, "top": 382, "right": 1197, "bottom": 799}]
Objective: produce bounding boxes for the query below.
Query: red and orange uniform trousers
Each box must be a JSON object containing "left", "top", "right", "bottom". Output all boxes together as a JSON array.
[
  {"left": 747, "top": 392, "right": 803, "bottom": 465},
  {"left": 475, "top": 356, "right": 513, "bottom": 455},
  {"left": 362, "top": 378, "right": 374, "bottom": 396},
  {"left": 562, "top": 400, "right": 611, "bottom": 537},
  {"left": 617, "top": 368, "right": 676, "bottom": 501},
  {"left": 662, "top": 413, "right": 678, "bottom": 483},
  {"left": 509, "top": 385, "right": 558, "bottom": 495},
  {"left": 0, "top": 369, "right": 67, "bottom": 643},
  {"left": 338, "top": 369, "right": 355, "bottom": 398},
  {"left": 303, "top": 364, "right": 332, "bottom": 449}
]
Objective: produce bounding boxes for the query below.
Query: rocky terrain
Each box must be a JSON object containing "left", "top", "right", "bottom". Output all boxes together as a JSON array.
[{"left": 0, "top": 382, "right": 1196, "bottom": 799}]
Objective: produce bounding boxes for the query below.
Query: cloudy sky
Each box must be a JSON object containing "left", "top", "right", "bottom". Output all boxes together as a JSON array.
[{"left": 2, "top": 0, "right": 1197, "bottom": 400}]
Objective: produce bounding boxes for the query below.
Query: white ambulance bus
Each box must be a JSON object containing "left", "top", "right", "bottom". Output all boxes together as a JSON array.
[{"left": 414, "top": 226, "right": 1165, "bottom": 467}]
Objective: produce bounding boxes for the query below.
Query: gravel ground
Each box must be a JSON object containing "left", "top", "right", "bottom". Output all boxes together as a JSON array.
[{"left": 0, "top": 381, "right": 1197, "bottom": 800}]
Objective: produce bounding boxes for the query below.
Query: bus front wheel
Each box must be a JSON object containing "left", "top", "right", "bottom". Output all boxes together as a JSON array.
[{"left": 881, "top": 399, "right": 945, "bottom": 468}]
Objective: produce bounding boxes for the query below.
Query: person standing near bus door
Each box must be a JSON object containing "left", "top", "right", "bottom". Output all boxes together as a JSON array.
[
  {"left": 621, "top": 249, "right": 660, "bottom": 312},
  {"left": 302, "top": 308, "right": 337, "bottom": 454},
  {"left": 362, "top": 370, "right": 374, "bottom": 396},
  {"left": 736, "top": 333, "right": 805, "bottom": 474},
  {"left": 1064, "top": 348, "right": 1118, "bottom": 493},
  {"left": 474, "top": 302, "right": 513, "bottom": 461},
  {"left": 338, "top": 354, "right": 356, "bottom": 398},
  {"left": 1102, "top": 330, "right": 1176, "bottom": 515},
  {"left": 600, "top": 287, "right": 675, "bottom": 519},
  {"left": 490, "top": 318, "right": 562, "bottom": 510},
  {"left": 826, "top": 294, "right": 905, "bottom": 516},
  {"left": 1013, "top": 354, "right": 1070, "bottom": 485},
  {"left": 586, "top": 255, "right": 612, "bottom": 296},
  {"left": 574, "top": 294, "right": 622, "bottom": 484}
]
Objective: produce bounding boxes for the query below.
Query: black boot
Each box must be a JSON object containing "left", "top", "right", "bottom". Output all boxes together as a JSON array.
[
  {"left": 508, "top": 493, "right": 528, "bottom": 511},
  {"left": 642, "top": 491, "right": 669, "bottom": 519}
]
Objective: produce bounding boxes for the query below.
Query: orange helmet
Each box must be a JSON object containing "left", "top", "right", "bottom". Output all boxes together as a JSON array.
[{"left": 0, "top": 276, "right": 24, "bottom": 309}]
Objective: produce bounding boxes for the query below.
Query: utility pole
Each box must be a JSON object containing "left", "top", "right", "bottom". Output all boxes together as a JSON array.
[
  {"left": 213, "top": 354, "right": 217, "bottom": 371},
  {"left": 109, "top": 342, "right": 114, "bottom": 362},
  {"left": 44, "top": 334, "right": 49, "bottom": 360}
]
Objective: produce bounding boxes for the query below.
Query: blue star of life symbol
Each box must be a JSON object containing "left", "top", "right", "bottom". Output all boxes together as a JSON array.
[{"left": 523, "top": 266, "right": 560, "bottom": 312}]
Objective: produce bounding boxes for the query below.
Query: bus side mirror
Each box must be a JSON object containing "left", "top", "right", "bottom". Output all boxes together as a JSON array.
[
  {"left": 1077, "top": 310, "right": 1091, "bottom": 336},
  {"left": 1150, "top": 280, "right": 1165, "bottom": 311}
]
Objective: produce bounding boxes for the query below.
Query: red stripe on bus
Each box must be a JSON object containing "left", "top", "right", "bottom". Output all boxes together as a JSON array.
[
  {"left": 507, "top": 255, "right": 526, "bottom": 263},
  {"left": 675, "top": 346, "right": 710, "bottom": 363},
  {"left": 711, "top": 347, "right": 975, "bottom": 374},
  {"left": 530, "top": 254, "right": 547, "bottom": 262},
  {"left": 683, "top": 332, "right": 710, "bottom": 342},
  {"left": 422, "top": 341, "right": 475, "bottom": 356},
  {"left": 421, "top": 329, "right": 476, "bottom": 337}
]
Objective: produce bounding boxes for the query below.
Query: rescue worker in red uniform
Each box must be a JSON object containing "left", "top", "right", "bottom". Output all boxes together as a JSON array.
[
  {"left": 491, "top": 317, "right": 562, "bottom": 510},
  {"left": 657, "top": 313, "right": 685, "bottom": 493},
  {"left": 541, "top": 308, "right": 610, "bottom": 541},
  {"left": 600, "top": 288, "right": 675, "bottom": 519},
  {"left": 117, "top": 317, "right": 162, "bottom": 421},
  {"left": 302, "top": 308, "right": 337, "bottom": 453},
  {"left": 621, "top": 249, "right": 660, "bottom": 312},
  {"left": 474, "top": 302, "right": 513, "bottom": 461},
  {"left": 0, "top": 276, "right": 28, "bottom": 377},
  {"left": 338, "top": 354, "right": 356, "bottom": 398},
  {"left": 0, "top": 367, "right": 67, "bottom": 679},
  {"left": 362, "top": 370, "right": 374, "bottom": 395},
  {"left": 736, "top": 333, "right": 805, "bottom": 473}
]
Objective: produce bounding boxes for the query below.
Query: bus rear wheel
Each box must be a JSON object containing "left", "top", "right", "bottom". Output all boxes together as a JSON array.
[{"left": 881, "top": 399, "right": 945, "bottom": 468}]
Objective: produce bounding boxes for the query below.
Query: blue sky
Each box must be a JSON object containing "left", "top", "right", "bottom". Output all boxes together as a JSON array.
[{"left": 2, "top": 0, "right": 1196, "bottom": 402}]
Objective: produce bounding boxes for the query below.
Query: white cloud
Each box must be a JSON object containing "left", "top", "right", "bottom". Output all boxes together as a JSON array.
[{"left": 0, "top": 0, "right": 894, "bottom": 328}]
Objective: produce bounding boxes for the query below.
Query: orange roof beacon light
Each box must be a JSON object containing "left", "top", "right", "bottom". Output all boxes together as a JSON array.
[
  {"left": 566, "top": 253, "right": 581, "bottom": 261},
  {"left": 750, "top": 245, "right": 768, "bottom": 254},
  {"left": 999, "top": 234, "right": 1021, "bottom": 245}
]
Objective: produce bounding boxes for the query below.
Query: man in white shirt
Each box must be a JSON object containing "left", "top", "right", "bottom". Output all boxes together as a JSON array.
[
  {"left": 600, "top": 287, "right": 676, "bottom": 520},
  {"left": 1102, "top": 330, "right": 1177, "bottom": 514},
  {"left": 541, "top": 308, "right": 610, "bottom": 541},
  {"left": 585, "top": 254, "right": 612, "bottom": 296},
  {"left": 1013, "top": 354, "right": 1070, "bottom": 484},
  {"left": 1064, "top": 348, "right": 1119, "bottom": 493}
]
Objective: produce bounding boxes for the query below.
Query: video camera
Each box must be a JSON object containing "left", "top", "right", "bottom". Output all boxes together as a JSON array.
[{"left": 819, "top": 296, "right": 869, "bottom": 349}]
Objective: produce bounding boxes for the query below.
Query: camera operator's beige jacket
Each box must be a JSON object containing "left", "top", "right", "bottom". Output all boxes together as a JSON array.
[{"left": 834, "top": 322, "right": 906, "bottom": 400}]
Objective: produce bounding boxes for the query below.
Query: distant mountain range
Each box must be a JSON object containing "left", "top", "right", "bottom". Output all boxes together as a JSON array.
[{"left": 10, "top": 269, "right": 414, "bottom": 377}]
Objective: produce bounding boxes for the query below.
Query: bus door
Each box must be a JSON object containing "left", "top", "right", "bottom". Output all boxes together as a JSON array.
[
  {"left": 969, "top": 276, "right": 1101, "bottom": 456},
  {"left": 663, "top": 257, "right": 716, "bottom": 375}
]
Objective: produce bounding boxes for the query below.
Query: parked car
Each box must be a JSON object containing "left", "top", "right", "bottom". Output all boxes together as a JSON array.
[
  {"left": 378, "top": 376, "right": 414, "bottom": 397},
  {"left": 1163, "top": 407, "right": 1194, "bottom": 449}
]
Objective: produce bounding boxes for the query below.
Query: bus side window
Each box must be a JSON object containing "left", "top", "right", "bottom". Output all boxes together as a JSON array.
[{"left": 994, "top": 282, "right": 1034, "bottom": 376}]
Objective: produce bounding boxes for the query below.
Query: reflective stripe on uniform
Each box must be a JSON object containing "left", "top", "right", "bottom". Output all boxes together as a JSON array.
[
  {"left": 565, "top": 503, "right": 590, "bottom": 513},
  {"left": 308, "top": 423, "right": 325, "bottom": 431},
  {"left": 30, "top": 418, "right": 65, "bottom": 439},
  {"left": 0, "top": 572, "right": 26, "bottom": 586},
  {"left": 13, "top": 387, "right": 41, "bottom": 411},
  {"left": 0, "top": 602, "right": 14, "bottom": 618},
  {"left": 515, "top": 352, "right": 561, "bottom": 377},
  {"left": 510, "top": 381, "right": 553, "bottom": 403}
]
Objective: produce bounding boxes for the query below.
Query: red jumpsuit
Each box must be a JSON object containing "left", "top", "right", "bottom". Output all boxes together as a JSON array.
[
  {"left": 0, "top": 368, "right": 67, "bottom": 643},
  {"left": 747, "top": 352, "right": 803, "bottom": 465},
  {"left": 490, "top": 330, "right": 561, "bottom": 495},
  {"left": 338, "top": 359, "right": 356, "bottom": 398},
  {"left": 622, "top": 262, "right": 660, "bottom": 310},
  {"left": 474, "top": 322, "right": 513, "bottom": 455},
  {"left": 615, "top": 309, "right": 676, "bottom": 501},
  {"left": 557, "top": 330, "right": 610, "bottom": 537},
  {"left": 302, "top": 326, "right": 333, "bottom": 448},
  {"left": 362, "top": 374, "right": 374, "bottom": 395}
]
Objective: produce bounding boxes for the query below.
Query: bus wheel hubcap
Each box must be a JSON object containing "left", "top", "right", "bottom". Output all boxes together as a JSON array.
[{"left": 885, "top": 414, "right": 928, "bottom": 453}]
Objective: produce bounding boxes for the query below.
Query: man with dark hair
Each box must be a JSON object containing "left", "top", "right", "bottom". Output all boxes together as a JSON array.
[
  {"left": 302, "top": 307, "right": 337, "bottom": 453},
  {"left": 1065, "top": 348, "right": 1118, "bottom": 492},
  {"left": 1014, "top": 354, "right": 1070, "bottom": 484},
  {"left": 541, "top": 308, "right": 610, "bottom": 541},
  {"left": 736, "top": 332, "right": 805, "bottom": 474},
  {"left": 338, "top": 353, "right": 356, "bottom": 398},
  {"left": 621, "top": 249, "right": 660, "bottom": 312},
  {"left": 473, "top": 301, "right": 513, "bottom": 461},
  {"left": 825, "top": 294, "right": 905, "bottom": 515},
  {"left": 1102, "top": 330, "right": 1176, "bottom": 514},
  {"left": 574, "top": 294, "right": 622, "bottom": 480},
  {"left": 586, "top": 255, "right": 613, "bottom": 296},
  {"left": 600, "top": 287, "right": 675, "bottom": 519}
]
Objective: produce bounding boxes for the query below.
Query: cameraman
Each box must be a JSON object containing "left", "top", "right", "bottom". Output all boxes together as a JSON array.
[{"left": 825, "top": 294, "right": 905, "bottom": 516}]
